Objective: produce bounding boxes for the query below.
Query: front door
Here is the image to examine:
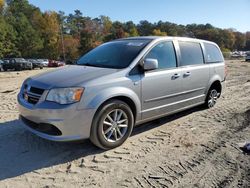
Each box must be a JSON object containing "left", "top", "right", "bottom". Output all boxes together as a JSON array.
[{"left": 141, "top": 41, "right": 183, "bottom": 120}]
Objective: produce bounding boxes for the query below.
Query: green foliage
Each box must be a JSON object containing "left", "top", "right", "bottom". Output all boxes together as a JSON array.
[
  {"left": 152, "top": 29, "right": 167, "bottom": 36},
  {"left": 79, "top": 31, "right": 96, "bottom": 55},
  {"left": 0, "top": 0, "right": 5, "bottom": 13},
  {"left": 0, "top": 0, "right": 249, "bottom": 60},
  {"left": 0, "top": 16, "right": 19, "bottom": 58}
]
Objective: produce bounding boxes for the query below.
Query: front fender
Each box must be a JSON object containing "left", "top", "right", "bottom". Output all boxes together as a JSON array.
[{"left": 84, "top": 87, "right": 141, "bottom": 119}]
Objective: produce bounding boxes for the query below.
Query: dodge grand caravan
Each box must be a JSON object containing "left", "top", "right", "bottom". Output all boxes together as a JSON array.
[{"left": 18, "top": 37, "right": 225, "bottom": 149}]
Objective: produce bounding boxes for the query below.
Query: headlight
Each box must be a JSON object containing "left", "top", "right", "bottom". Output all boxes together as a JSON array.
[{"left": 46, "top": 87, "right": 84, "bottom": 104}]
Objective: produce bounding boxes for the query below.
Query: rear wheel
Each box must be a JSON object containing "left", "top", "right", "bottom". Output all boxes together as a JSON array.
[
  {"left": 205, "top": 88, "right": 219, "bottom": 108},
  {"left": 90, "top": 100, "right": 134, "bottom": 150}
]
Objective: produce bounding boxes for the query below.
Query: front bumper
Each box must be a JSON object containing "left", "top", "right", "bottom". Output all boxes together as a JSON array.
[{"left": 18, "top": 93, "right": 96, "bottom": 141}]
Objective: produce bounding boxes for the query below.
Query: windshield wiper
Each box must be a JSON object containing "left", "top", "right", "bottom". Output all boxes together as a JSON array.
[
  {"left": 78, "top": 63, "right": 118, "bottom": 69},
  {"left": 77, "top": 63, "right": 99, "bottom": 67}
]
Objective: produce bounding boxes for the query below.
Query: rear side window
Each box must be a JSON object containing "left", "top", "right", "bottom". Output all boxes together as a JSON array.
[
  {"left": 179, "top": 41, "right": 204, "bottom": 66},
  {"left": 204, "top": 43, "right": 223, "bottom": 63},
  {"left": 145, "top": 41, "right": 177, "bottom": 70}
]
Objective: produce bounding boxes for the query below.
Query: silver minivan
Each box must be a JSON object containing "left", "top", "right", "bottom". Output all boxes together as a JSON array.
[{"left": 18, "top": 37, "right": 225, "bottom": 149}]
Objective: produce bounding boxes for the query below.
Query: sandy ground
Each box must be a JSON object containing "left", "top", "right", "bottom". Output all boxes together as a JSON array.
[{"left": 0, "top": 60, "right": 250, "bottom": 188}]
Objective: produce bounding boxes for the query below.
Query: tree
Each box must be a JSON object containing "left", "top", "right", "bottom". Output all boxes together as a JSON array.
[
  {"left": 0, "top": 0, "right": 5, "bottom": 13},
  {"left": 233, "top": 32, "right": 246, "bottom": 50},
  {"left": 9, "top": 12, "right": 43, "bottom": 57},
  {"left": 0, "top": 0, "right": 250, "bottom": 60},
  {"left": 58, "top": 35, "right": 79, "bottom": 60},
  {"left": 124, "top": 21, "right": 138, "bottom": 37},
  {"left": 245, "top": 32, "right": 250, "bottom": 50},
  {"left": 152, "top": 29, "right": 167, "bottom": 36},
  {"left": 0, "top": 16, "right": 19, "bottom": 58},
  {"left": 40, "top": 11, "right": 60, "bottom": 59},
  {"left": 100, "top": 15, "right": 112, "bottom": 35},
  {"left": 137, "top": 20, "right": 154, "bottom": 36},
  {"left": 79, "top": 30, "right": 96, "bottom": 55},
  {"left": 66, "top": 9, "right": 84, "bottom": 37}
]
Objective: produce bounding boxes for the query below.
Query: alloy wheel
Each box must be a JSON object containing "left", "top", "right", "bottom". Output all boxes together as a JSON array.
[
  {"left": 208, "top": 89, "right": 218, "bottom": 108},
  {"left": 102, "top": 109, "right": 128, "bottom": 143}
]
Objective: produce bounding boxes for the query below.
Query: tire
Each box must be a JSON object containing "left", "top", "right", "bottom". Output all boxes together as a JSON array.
[
  {"left": 90, "top": 100, "right": 134, "bottom": 150},
  {"left": 15, "top": 67, "right": 22, "bottom": 71},
  {"left": 204, "top": 88, "right": 219, "bottom": 108}
]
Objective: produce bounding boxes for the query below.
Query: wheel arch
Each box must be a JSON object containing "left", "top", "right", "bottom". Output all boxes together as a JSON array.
[
  {"left": 86, "top": 87, "right": 141, "bottom": 123},
  {"left": 99, "top": 96, "right": 137, "bottom": 122},
  {"left": 206, "top": 79, "right": 222, "bottom": 98}
]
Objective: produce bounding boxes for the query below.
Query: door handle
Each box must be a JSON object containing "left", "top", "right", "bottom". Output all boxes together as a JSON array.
[
  {"left": 172, "top": 73, "right": 180, "bottom": 79},
  {"left": 184, "top": 72, "right": 191, "bottom": 77}
]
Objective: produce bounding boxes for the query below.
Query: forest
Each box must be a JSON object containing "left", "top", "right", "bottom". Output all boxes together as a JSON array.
[{"left": 0, "top": 0, "right": 249, "bottom": 61}]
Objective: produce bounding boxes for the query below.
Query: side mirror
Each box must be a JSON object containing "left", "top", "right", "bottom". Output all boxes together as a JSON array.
[{"left": 143, "top": 58, "right": 158, "bottom": 71}]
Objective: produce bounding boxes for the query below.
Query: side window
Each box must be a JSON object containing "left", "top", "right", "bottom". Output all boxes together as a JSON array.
[
  {"left": 179, "top": 41, "right": 204, "bottom": 66},
  {"left": 204, "top": 43, "right": 223, "bottom": 63},
  {"left": 145, "top": 41, "right": 177, "bottom": 70}
]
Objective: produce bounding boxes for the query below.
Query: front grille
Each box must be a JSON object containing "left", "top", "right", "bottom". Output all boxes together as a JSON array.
[
  {"left": 30, "top": 87, "right": 44, "bottom": 95},
  {"left": 20, "top": 116, "right": 62, "bottom": 136},
  {"left": 23, "top": 85, "right": 45, "bottom": 105}
]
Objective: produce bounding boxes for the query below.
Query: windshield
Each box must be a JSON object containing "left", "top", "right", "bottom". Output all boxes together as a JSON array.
[{"left": 77, "top": 39, "right": 151, "bottom": 69}]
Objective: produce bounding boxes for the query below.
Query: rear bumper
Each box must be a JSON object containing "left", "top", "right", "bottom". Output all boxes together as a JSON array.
[{"left": 18, "top": 93, "right": 96, "bottom": 141}]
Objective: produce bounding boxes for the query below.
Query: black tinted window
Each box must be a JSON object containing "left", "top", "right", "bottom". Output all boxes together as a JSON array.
[
  {"left": 179, "top": 41, "right": 204, "bottom": 66},
  {"left": 204, "top": 43, "right": 223, "bottom": 63},
  {"left": 77, "top": 40, "right": 150, "bottom": 69},
  {"left": 145, "top": 41, "right": 177, "bottom": 69}
]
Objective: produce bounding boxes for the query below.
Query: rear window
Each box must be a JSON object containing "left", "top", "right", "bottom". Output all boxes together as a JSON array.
[
  {"left": 204, "top": 43, "right": 223, "bottom": 63},
  {"left": 179, "top": 41, "right": 204, "bottom": 66}
]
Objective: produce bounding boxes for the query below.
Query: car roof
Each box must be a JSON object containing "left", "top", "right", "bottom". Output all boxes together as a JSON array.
[{"left": 121, "top": 36, "right": 217, "bottom": 45}]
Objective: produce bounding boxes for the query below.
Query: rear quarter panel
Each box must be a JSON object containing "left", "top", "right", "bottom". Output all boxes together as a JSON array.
[{"left": 205, "top": 62, "right": 225, "bottom": 95}]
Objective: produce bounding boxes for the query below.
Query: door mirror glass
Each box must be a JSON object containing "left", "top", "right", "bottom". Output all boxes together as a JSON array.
[{"left": 143, "top": 58, "right": 158, "bottom": 71}]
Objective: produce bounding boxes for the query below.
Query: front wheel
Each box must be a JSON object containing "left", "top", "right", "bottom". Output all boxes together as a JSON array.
[
  {"left": 90, "top": 100, "right": 134, "bottom": 150},
  {"left": 205, "top": 89, "right": 219, "bottom": 108}
]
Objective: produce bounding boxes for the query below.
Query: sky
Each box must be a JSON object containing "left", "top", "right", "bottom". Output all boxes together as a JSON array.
[{"left": 28, "top": 0, "right": 250, "bottom": 33}]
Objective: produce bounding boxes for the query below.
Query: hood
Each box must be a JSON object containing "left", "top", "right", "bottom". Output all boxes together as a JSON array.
[{"left": 28, "top": 65, "right": 118, "bottom": 89}]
